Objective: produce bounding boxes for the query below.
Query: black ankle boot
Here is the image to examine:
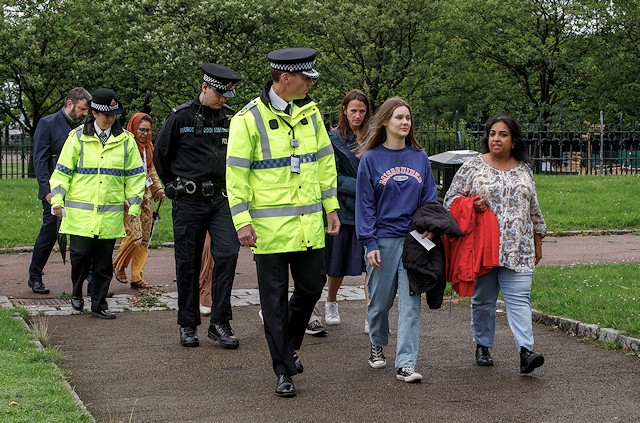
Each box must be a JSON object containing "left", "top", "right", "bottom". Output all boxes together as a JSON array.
[
  {"left": 520, "top": 347, "right": 544, "bottom": 374},
  {"left": 475, "top": 345, "right": 494, "bottom": 366}
]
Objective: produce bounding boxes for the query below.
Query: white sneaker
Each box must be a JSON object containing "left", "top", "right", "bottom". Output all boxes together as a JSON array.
[
  {"left": 396, "top": 367, "right": 423, "bottom": 383},
  {"left": 325, "top": 301, "right": 341, "bottom": 325},
  {"left": 199, "top": 304, "right": 211, "bottom": 316},
  {"left": 258, "top": 309, "right": 264, "bottom": 325}
]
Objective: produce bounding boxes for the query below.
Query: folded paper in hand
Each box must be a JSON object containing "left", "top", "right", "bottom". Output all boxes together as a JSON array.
[{"left": 410, "top": 230, "right": 436, "bottom": 251}]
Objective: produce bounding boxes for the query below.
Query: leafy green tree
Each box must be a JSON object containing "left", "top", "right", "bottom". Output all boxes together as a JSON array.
[
  {"left": 146, "top": 0, "right": 311, "bottom": 120},
  {"left": 443, "top": 0, "right": 601, "bottom": 121},
  {"left": 307, "top": 0, "right": 445, "bottom": 115},
  {"left": 0, "top": 0, "right": 102, "bottom": 137},
  {"left": 579, "top": 0, "right": 640, "bottom": 122}
]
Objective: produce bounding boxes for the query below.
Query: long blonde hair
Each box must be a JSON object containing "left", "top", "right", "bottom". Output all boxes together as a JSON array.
[{"left": 357, "top": 96, "right": 422, "bottom": 158}]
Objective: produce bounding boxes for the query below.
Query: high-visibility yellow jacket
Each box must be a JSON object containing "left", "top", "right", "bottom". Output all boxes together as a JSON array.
[
  {"left": 226, "top": 85, "right": 339, "bottom": 254},
  {"left": 49, "top": 121, "right": 146, "bottom": 239}
]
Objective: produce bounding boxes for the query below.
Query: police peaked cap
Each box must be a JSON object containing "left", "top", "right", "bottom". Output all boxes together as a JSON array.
[
  {"left": 267, "top": 47, "right": 319, "bottom": 79},
  {"left": 90, "top": 88, "right": 123, "bottom": 116},
  {"left": 202, "top": 63, "right": 242, "bottom": 98}
]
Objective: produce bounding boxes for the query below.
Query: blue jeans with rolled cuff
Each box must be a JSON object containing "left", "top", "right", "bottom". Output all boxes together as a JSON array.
[
  {"left": 471, "top": 266, "right": 535, "bottom": 352},
  {"left": 366, "top": 237, "right": 422, "bottom": 369}
]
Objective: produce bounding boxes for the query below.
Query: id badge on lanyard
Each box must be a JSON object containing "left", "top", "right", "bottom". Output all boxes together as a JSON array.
[
  {"left": 291, "top": 155, "right": 300, "bottom": 173},
  {"left": 290, "top": 139, "right": 300, "bottom": 174}
]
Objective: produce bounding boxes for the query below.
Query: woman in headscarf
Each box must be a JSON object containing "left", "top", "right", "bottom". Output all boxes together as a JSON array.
[{"left": 113, "top": 112, "right": 165, "bottom": 288}]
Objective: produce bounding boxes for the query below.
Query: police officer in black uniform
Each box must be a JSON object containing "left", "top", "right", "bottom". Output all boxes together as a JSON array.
[{"left": 154, "top": 63, "right": 242, "bottom": 348}]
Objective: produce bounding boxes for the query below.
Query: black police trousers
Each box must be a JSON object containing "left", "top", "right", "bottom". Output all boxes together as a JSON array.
[
  {"left": 255, "top": 248, "right": 326, "bottom": 376},
  {"left": 69, "top": 235, "right": 116, "bottom": 313},
  {"left": 172, "top": 192, "right": 239, "bottom": 328}
]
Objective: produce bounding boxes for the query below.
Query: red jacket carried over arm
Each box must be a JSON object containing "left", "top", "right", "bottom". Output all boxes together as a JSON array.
[{"left": 443, "top": 196, "right": 500, "bottom": 296}]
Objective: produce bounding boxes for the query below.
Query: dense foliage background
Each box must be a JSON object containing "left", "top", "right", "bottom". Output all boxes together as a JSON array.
[{"left": 2, "top": 0, "right": 639, "bottom": 135}]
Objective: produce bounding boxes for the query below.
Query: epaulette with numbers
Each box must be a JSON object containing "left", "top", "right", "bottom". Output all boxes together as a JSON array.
[{"left": 237, "top": 100, "right": 258, "bottom": 115}]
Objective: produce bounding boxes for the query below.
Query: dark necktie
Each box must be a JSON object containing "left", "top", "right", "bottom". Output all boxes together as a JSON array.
[
  {"left": 284, "top": 104, "right": 291, "bottom": 115},
  {"left": 99, "top": 132, "right": 108, "bottom": 145}
]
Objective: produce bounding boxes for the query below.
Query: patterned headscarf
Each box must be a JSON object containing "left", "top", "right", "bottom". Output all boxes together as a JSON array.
[{"left": 126, "top": 112, "right": 154, "bottom": 171}]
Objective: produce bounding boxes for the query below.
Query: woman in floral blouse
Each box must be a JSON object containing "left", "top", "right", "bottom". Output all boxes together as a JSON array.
[{"left": 443, "top": 115, "right": 546, "bottom": 374}]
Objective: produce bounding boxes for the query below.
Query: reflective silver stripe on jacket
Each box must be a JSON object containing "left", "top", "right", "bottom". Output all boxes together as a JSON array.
[
  {"left": 249, "top": 107, "right": 271, "bottom": 159},
  {"left": 322, "top": 187, "right": 337, "bottom": 199},
  {"left": 123, "top": 137, "right": 129, "bottom": 171},
  {"left": 316, "top": 143, "right": 334, "bottom": 158},
  {"left": 230, "top": 201, "right": 251, "bottom": 217},
  {"left": 97, "top": 204, "right": 125, "bottom": 212},
  {"left": 75, "top": 128, "right": 85, "bottom": 167},
  {"left": 249, "top": 202, "right": 322, "bottom": 218},
  {"left": 64, "top": 200, "right": 94, "bottom": 211},
  {"left": 226, "top": 156, "right": 251, "bottom": 168},
  {"left": 51, "top": 185, "right": 66, "bottom": 197},
  {"left": 64, "top": 200, "right": 125, "bottom": 212},
  {"left": 127, "top": 195, "right": 142, "bottom": 207}
]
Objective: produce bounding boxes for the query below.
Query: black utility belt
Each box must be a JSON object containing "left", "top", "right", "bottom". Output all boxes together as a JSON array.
[{"left": 165, "top": 177, "right": 226, "bottom": 199}]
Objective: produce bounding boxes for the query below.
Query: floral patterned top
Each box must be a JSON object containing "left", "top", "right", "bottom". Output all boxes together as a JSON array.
[{"left": 443, "top": 155, "right": 546, "bottom": 273}]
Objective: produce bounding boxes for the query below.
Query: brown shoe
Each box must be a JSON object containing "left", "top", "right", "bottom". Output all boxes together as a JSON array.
[
  {"left": 130, "top": 279, "right": 151, "bottom": 289},
  {"left": 114, "top": 268, "right": 128, "bottom": 283}
]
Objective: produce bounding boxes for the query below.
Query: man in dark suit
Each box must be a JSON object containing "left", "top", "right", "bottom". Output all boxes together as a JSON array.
[{"left": 27, "top": 87, "right": 92, "bottom": 294}]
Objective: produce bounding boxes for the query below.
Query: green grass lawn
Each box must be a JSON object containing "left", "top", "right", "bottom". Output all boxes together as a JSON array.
[
  {"left": 0, "top": 309, "right": 92, "bottom": 422},
  {"left": 3, "top": 174, "right": 640, "bottom": 249},
  {"left": 535, "top": 174, "right": 640, "bottom": 231},
  {"left": 533, "top": 263, "right": 640, "bottom": 338},
  {"left": 0, "top": 178, "right": 173, "bottom": 249}
]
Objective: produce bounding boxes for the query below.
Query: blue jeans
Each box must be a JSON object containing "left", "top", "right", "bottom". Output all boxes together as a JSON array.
[
  {"left": 471, "top": 267, "right": 535, "bottom": 351},
  {"left": 366, "top": 237, "right": 422, "bottom": 369}
]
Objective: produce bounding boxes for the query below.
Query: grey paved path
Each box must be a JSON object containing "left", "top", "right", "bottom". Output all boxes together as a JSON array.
[
  {"left": 1, "top": 235, "right": 640, "bottom": 422},
  {"left": 38, "top": 300, "right": 640, "bottom": 422}
]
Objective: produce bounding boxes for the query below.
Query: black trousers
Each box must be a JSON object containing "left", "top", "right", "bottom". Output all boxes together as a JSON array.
[
  {"left": 172, "top": 192, "right": 239, "bottom": 327},
  {"left": 28, "top": 200, "right": 58, "bottom": 283},
  {"left": 255, "top": 249, "right": 326, "bottom": 376},
  {"left": 69, "top": 235, "right": 116, "bottom": 312}
]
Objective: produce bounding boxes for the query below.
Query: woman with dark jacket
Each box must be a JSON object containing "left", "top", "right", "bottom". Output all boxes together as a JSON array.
[{"left": 315, "top": 89, "right": 371, "bottom": 330}]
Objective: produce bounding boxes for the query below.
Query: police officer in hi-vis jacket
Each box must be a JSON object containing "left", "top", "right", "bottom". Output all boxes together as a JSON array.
[
  {"left": 226, "top": 48, "right": 340, "bottom": 397},
  {"left": 50, "top": 88, "right": 146, "bottom": 319}
]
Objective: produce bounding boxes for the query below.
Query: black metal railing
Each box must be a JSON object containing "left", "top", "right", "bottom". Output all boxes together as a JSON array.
[
  {"left": 5, "top": 112, "right": 640, "bottom": 178},
  {"left": 0, "top": 142, "right": 33, "bottom": 179}
]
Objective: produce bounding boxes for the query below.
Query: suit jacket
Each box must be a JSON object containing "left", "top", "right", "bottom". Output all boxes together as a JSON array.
[{"left": 33, "top": 108, "right": 74, "bottom": 200}]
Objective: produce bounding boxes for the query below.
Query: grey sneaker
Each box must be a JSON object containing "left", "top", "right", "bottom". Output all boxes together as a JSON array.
[
  {"left": 368, "top": 343, "right": 386, "bottom": 369},
  {"left": 325, "top": 301, "right": 341, "bottom": 325},
  {"left": 396, "top": 367, "right": 423, "bottom": 383},
  {"left": 305, "top": 320, "right": 327, "bottom": 337}
]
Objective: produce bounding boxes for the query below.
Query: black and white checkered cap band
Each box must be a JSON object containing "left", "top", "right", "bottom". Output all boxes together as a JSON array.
[
  {"left": 269, "top": 60, "right": 316, "bottom": 73},
  {"left": 91, "top": 101, "right": 120, "bottom": 113},
  {"left": 203, "top": 74, "right": 229, "bottom": 91}
]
